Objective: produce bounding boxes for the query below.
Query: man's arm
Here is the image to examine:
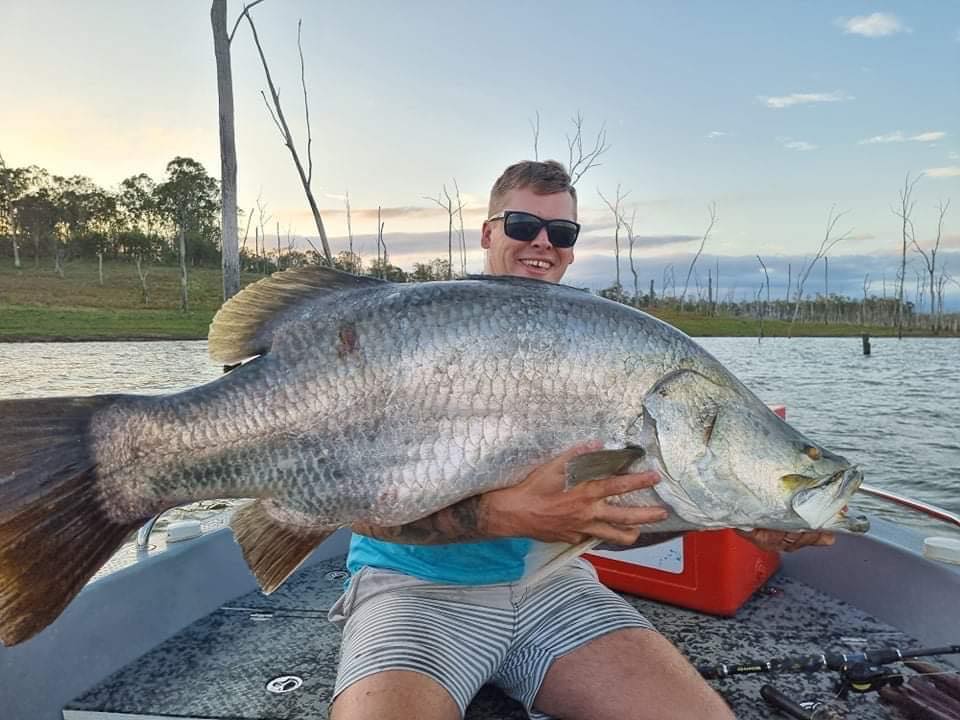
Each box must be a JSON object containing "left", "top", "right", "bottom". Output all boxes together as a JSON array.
[
  {"left": 351, "top": 495, "right": 491, "bottom": 544},
  {"left": 351, "top": 442, "right": 669, "bottom": 546}
]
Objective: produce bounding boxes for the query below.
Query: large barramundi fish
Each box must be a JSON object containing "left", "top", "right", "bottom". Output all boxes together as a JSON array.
[{"left": 0, "top": 267, "right": 867, "bottom": 645}]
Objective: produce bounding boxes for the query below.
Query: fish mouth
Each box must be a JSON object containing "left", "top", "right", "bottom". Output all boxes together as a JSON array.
[{"left": 791, "top": 466, "right": 869, "bottom": 533}]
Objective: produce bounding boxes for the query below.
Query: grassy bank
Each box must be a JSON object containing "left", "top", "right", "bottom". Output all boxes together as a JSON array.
[{"left": 0, "top": 260, "right": 951, "bottom": 341}]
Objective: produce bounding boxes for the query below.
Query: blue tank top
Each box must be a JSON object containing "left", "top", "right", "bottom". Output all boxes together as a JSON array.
[{"left": 347, "top": 533, "right": 536, "bottom": 584}]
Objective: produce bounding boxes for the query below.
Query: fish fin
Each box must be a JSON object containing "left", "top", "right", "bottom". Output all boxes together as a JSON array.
[
  {"left": 209, "top": 266, "right": 388, "bottom": 364},
  {"left": 522, "top": 538, "right": 602, "bottom": 590},
  {"left": 231, "top": 500, "right": 334, "bottom": 593},
  {"left": 565, "top": 447, "right": 646, "bottom": 489},
  {"left": 0, "top": 396, "right": 146, "bottom": 646}
]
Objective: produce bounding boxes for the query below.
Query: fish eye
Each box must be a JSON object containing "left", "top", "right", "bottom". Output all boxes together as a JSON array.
[{"left": 801, "top": 444, "right": 822, "bottom": 461}]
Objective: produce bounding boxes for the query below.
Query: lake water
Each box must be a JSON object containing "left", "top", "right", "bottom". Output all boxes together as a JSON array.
[{"left": 2, "top": 337, "right": 958, "bottom": 539}]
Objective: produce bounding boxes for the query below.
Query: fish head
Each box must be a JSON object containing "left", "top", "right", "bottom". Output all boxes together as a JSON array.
[{"left": 639, "top": 367, "right": 868, "bottom": 533}]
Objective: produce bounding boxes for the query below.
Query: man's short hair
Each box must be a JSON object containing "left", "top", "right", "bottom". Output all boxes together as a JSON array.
[{"left": 488, "top": 160, "right": 578, "bottom": 220}]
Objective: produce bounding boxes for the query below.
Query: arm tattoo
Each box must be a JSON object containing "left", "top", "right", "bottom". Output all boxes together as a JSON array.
[{"left": 351, "top": 495, "right": 491, "bottom": 544}]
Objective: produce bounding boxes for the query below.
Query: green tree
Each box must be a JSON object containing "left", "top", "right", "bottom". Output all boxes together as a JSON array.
[{"left": 155, "top": 157, "right": 221, "bottom": 311}]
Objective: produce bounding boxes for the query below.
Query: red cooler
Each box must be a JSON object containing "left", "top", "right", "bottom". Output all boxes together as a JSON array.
[{"left": 585, "top": 405, "right": 786, "bottom": 616}]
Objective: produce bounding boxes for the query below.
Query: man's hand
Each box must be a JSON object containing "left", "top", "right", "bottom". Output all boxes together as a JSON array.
[
  {"left": 481, "top": 441, "right": 668, "bottom": 546},
  {"left": 736, "top": 528, "right": 835, "bottom": 552}
]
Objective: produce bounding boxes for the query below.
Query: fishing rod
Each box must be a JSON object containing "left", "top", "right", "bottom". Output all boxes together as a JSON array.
[
  {"left": 699, "top": 644, "right": 960, "bottom": 719},
  {"left": 698, "top": 644, "right": 960, "bottom": 680}
]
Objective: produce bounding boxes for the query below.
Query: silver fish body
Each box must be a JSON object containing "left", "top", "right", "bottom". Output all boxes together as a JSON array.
[{"left": 0, "top": 268, "right": 866, "bottom": 646}]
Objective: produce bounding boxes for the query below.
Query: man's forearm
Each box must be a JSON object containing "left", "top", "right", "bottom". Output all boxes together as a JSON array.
[{"left": 351, "top": 495, "right": 501, "bottom": 544}]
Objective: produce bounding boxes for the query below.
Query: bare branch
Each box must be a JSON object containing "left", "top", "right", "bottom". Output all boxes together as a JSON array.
[
  {"left": 244, "top": 8, "right": 329, "bottom": 261},
  {"left": 297, "top": 19, "right": 313, "bottom": 187},
  {"left": 680, "top": 202, "right": 718, "bottom": 307},
  {"left": 260, "top": 90, "right": 285, "bottom": 138},
  {"left": 757, "top": 255, "right": 771, "bottom": 303},
  {"left": 453, "top": 178, "right": 467, "bottom": 276},
  {"left": 530, "top": 110, "right": 540, "bottom": 161},
  {"left": 566, "top": 113, "right": 610, "bottom": 185},
  {"left": 789, "top": 205, "right": 853, "bottom": 337},
  {"left": 228, "top": 0, "right": 268, "bottom": 44}
]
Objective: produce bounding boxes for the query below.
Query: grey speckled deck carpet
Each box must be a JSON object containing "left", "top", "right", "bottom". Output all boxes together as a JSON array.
[{"left": 66, "top": 556, "right": 938, "bottom": 720}]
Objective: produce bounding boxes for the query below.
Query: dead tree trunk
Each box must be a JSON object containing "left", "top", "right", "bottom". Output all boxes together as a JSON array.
[
  {"left": 680, "top": 202, "right": 717, "bottom": 311},
  {"left": 211, "top": 0, "right": 241, "bottom": 300},
  {"left": 178, "top": 225, "right": 189, "bottom": 312},
  {"left": 789, "top": 206, "right": 851, "bottom": 338},
  {"left": 135, "top": 254, "right": 150, "bottom": 304},
  {"left": 599, "top": 185, "right": 628, "bottom": 290},
  {"left": 893, "top": 173, "right": 921, "bottom": 340}
]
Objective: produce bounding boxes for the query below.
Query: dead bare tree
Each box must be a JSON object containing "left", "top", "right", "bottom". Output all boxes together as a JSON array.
[
  {"left": 912, "top": 198, "right": 949, "bottom": 332},
  {"left": 861, "top": 273, "right": 872, "bottom": 326},
  {"left": 530, "top": 111, "right": 540, "bottom": 161},
  {"left": 756, "top": 256, "right": 771, "bottom": 342},
  {"left": 789, "top": 206, "right": 852, "bottom": 338},
  {"left": 757, "top": 254, "right": 771, "bottom": 304},
  {"left": 211, "top": 0, "right": 261, "bottom": 299},
  {"left": 135, "top": 255, "right": 150, "bottom": 305},
  {"left": 243, "top": 10, "right": 330, "bottom": 262},
  {"left": 256, "top": 194, "right": 271, "bottom": 274},
  {"left": 567, "top": 113, "right": 609, "bottom": 185},
  {"left": 453, "top": 179, "right": 467, "bottom": 276},
  {"left": 680, "top": 202, "right": 718, "bottom": 310},
  {"left": 425, "top": 183, "right": 464, "bottom": 280},
  {"left": 344, "top": 191, "right": 354, "bottom": 259},
  {"left": 892, "top": 172, "right": 922, "bottom": 339},
  {"left": 598, "top": 184, "right": 629, "bottom": 288},
  {"left": 619, "top": 208, "right": 640, "bottom": 302},
  {"left": 375, "top": 206, "right": 387, "bottom": 278}
]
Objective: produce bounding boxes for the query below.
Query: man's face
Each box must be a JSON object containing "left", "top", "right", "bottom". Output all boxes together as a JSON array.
[{"left": 481, "top": 187, "right": 576, "bottom": 283}]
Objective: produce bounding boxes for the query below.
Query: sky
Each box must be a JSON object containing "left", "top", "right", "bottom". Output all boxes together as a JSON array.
[{"left": 2, "top": 1, "right": 959, "bottom": 308}]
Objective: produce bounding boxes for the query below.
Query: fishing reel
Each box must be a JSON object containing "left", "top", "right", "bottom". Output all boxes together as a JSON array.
[{"left": 834, "top": 660, "right": 904, "bottom": 698}]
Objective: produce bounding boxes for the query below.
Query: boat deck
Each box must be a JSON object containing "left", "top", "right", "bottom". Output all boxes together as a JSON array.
[{"left": 63, "top": 554, "right": 936, "bottom": 720}]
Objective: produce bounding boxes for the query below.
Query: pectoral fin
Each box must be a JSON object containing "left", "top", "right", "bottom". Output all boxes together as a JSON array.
[
  {"left": 231, "top": 500, "right": 335, "bottom": 593},
  {"left": 565, "top": 446, "right": 646, "bottom": 489}
]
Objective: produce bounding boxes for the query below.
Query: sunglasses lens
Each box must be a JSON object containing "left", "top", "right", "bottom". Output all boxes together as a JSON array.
[
  {"left": 547, "top": 222, "right": 579, "bottom": 248},
  {"left": 503, "top": 212, "right": 543, "bottom": 242}
]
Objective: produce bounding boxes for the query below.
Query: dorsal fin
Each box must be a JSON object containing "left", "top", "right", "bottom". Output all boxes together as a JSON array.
[{"left": 208, "top": 266, "right": 388, "bottom": 364}]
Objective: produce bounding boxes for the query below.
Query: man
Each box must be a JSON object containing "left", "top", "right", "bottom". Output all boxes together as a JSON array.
[{"left": 329, "top": 160, "right": 831, "bottom": 720}]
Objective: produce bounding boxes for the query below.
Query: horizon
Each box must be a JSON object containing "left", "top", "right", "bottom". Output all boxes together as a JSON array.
[{"left": 2, "top": 1, "right": 958, "bottom": 308}]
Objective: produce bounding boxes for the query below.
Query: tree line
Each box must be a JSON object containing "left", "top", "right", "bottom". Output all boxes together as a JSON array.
[{"left": 0, "top": 155, "right": 222, "bottom": 309}]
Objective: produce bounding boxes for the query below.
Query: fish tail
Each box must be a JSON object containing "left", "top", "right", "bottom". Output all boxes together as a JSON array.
[{"left": 0, "top": 396, "right": 145, "bottom": 646}]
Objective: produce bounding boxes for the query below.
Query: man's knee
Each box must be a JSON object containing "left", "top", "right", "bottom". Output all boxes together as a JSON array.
[{"left": 331, "top": 670, "right": 461, "bottom": 720}]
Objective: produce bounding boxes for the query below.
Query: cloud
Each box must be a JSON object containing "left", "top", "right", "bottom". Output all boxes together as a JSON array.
[
  {"left": 779, "top": 138, "right": 818, "bottom": 152},
  {"left": 760, "top": 91, "right": 853, "bottom": 109},
  {"left": 838, "top": 13, "right": 909, "bottom": 37},
  {"left": 859, "top": 131, "right": 947, "bottom": 144},
  {"left": 948, "top": 151, "right": 959, "bottom": 160},
  {"left": 707, "top": 131, "right": 728, "bottom": 139},
  {"left": 924, "top": 166, "right": 960, "bottom": 178}
]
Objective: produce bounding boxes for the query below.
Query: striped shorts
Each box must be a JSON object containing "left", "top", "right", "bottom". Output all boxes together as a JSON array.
[{"left": 328, "top": 559, "right": 655, "bottom": 719}]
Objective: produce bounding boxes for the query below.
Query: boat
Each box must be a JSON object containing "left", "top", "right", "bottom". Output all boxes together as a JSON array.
[{"left": 2, "top": 481, "right": 958, "bottom": 720}]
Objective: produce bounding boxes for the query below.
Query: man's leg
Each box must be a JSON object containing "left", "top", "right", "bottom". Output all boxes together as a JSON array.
[
  {"left": 533, "top": 627, "right": 734, "bottom": 720},
  {"left": 331, "top": 670, "right": 460, "bottom": 720}
]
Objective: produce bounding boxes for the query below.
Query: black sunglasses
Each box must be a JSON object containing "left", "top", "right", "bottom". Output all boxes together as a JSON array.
[{"left": 487, "top": 210, "right": 581, "bottom": 248}]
